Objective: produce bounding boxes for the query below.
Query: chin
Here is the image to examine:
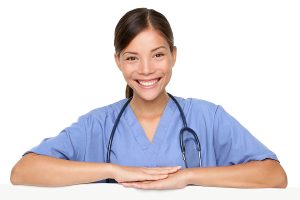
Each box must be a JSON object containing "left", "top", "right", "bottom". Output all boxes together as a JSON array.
[
  {"left": 134, "top": 90, "right": 165, "bottom": 102},
  {"left": 137, "top": 93, "right": 159, "bottom": 102}
]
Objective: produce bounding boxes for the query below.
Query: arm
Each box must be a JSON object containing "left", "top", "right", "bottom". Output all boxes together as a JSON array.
[
  {"left": 121, "top": 159, "right": 287, "bottom": 189},
  {"left": 10, "top": 153, "right": 180, "bottom": 187},
  {"left": 186, "top": 159, "right": 287, "bottom": 188}
]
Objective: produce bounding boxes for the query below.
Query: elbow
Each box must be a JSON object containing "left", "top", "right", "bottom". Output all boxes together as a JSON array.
[
  {"left": 254, "top": 159, "right": 288, "bottom": 188},
  {"left": 10, "top": 155, "right": 33, "bottom": 185},
  {"left": 279, "top": 180, "right": 288, "bottom": 189},
  {"left": 266, "top": 160, "right": 288, "bottom": 188},
  {"left": 275, "top": 168, "right": 288, "bottom": 188},
  {"left": 10, "top": 164, "right": 23, "bottom": 185},
  {"left": 271, "top": 175, "right": 288, "bottom": 189}
]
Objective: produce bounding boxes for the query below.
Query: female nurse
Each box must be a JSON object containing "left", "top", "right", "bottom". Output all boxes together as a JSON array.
[{"left": 10, "top": 8, "right": 287, "bottom": 189}]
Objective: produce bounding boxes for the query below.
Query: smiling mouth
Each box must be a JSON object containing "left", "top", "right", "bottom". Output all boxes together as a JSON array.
[{"left": 136, "top": 78, "right": 161, "bottom": 87}]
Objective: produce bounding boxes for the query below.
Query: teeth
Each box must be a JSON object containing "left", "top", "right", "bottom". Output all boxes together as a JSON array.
[{"left": 138, "top": 79, "right": 159, "bottom": 86}]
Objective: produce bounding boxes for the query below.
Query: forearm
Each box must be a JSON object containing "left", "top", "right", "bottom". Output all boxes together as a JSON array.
[
  {"left": 10, "top": 153, "right": 113, "bottom": 186},
  {"left": 185, "top": 159, "right": 287, "bottom": 188}
]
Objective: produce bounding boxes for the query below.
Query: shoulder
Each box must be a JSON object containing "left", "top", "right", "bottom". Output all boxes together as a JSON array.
[
  {"left": 174, "top": 95, "right": 220, "bottom": 117},
  {"left": 77, "top": 99, "right": 129, "bottom": 125}
]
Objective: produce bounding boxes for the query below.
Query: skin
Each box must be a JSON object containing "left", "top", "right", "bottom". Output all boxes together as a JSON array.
[
  {"left": 120, "top": 160, "right": 287, "bottom": 189},
  {"left": 115, "top": 28, "right": 287, "bottom": 189},
  {"left": 114, "top": 27, "right": 177, "bottom": 142},
  {"left": 11, "top": 153, "right": 180, "bottom": 187},
  {"left": 11, "top": 28, "right": 288, "bottom": 189}
]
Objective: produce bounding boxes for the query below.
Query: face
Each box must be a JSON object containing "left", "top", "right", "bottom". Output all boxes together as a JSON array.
[{"left": 115, "top": 28, "right": 177, "bottom": 102}]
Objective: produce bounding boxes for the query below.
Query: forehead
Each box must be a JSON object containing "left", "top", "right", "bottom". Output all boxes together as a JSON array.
[{"left": 123, "top": 28, "right": 169, "bottom": 53}]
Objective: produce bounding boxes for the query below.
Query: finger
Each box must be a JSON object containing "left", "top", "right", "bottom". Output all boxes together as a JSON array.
[
  {"left": 121, "top": 180, "right": 152, "bottom": 185},
  {"left": 144, "top": 173, "right": 168, "bottom": 181},
  {"left": 120, "top": 182, "right": 133, "bottom": 188},
  {"left": 147, "top": 166, "right": 181, "bottom": 170},
  {"left": 120, "top": 182, "right": 145, "bottom": 188},
  {"left": 118, "top": 174, "right": 168, "bottom": 183},
  {"left": 144, "top": 166, "right": 181, "bottom": 173},
  {"left": 123, "top": 181, "right": 161, "bottom": 190},
  {"left": 143, "top": 166, "right": 181, "bottom": 175}
]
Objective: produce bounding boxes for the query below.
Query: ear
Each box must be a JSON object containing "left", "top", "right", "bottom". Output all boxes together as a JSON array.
[
  {"left": 171, "top": 46, "right": 177, "bottom": 67},
  {"left": 114, "top": 53, "right": 122, "bottom": 70}
]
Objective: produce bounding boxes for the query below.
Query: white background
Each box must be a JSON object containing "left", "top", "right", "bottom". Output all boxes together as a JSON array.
[{"left": 0, "top": 0, "right": 299, "bottom": 187}]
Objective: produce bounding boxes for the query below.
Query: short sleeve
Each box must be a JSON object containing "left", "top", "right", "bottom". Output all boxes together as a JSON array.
[
  {"left": 25, "top": 115, "right": 88, "bottom": 161},
  {"left": 213, "top": 106, "right": 278, "bottom": 166}
]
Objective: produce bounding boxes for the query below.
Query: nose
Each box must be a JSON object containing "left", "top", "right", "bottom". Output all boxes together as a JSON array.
[{"left": 138, "top": 58, "right": 154, "bottom": 75}]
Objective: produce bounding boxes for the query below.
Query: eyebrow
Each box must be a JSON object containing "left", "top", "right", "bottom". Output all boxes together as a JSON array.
[
  {"left": 122, "top": 46, "right": 167, "bottom": 56},
  {"left": 151, "top": 46, "right": 167, "bottom": 52}
]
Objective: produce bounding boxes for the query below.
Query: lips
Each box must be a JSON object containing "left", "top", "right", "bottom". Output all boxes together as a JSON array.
[{"left": 136, "top": 78, "right": 161, "bottom": 87}]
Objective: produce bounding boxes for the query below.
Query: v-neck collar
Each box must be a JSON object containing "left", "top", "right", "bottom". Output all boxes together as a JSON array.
[{"left": 124, "top": 97, "right": 176, "bottom": 151}]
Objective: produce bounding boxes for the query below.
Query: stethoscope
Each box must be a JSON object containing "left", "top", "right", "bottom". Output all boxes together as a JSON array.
[{"left": 105, "top": 93, "right": 202, "bottom": 183}]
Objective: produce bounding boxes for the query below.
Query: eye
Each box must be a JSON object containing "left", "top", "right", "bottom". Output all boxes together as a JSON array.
[
  {"left": 126, "top": 56, "right": 137, "bottom": 61},
  {"left": 154, "top": 53, "right": 164, "bottom": 58}
]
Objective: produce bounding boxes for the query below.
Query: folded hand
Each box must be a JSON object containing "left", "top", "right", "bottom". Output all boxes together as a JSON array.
[
  {"left": 119, "top": 169, "right": 188, "bottom": 190},
  {"left": 112, "top": 165, "right": 181, "bottom": 183}
]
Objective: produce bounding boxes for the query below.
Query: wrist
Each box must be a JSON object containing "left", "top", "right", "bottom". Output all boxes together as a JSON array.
[
  {"left": 182, "top": 168, "right": 195, "bottom": 185},
  {"left": 105, "top": 163, "right": 120, "bottom": 180}
]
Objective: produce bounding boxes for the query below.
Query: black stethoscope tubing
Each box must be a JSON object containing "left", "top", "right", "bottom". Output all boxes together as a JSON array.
[
  {"left": 105, "top": 93, "right": 202, "bottom": 183},
  {"left": 168, "top": 94, "right": 202, "bottom": 168}
]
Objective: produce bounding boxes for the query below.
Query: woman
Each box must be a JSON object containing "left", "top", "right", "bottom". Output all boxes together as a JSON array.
[{"left": 10, "top": 8, "right": 287, "bottom": 189}]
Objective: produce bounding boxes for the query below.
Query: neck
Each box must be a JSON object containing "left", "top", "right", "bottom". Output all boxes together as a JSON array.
[{"left": 130, "top": 92, "right": 169, "bottom": 118}]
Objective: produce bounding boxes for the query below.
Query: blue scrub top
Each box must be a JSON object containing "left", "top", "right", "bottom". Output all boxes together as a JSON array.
[{"left": 27, "top": 96, "right": 278, "bottom": 169}]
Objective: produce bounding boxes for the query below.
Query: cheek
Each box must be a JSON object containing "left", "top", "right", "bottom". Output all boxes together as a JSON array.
[
  {"left": 165, "top": 69, "right": 172, "bottom": 83},
  {"left": 156, "top": 59, "right": 173, "bottom": 74},
  {"left": 120, "top": 65, "right": 138, "bottom": 82}
]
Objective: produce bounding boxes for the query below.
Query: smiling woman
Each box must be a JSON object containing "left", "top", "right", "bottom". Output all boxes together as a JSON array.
[
  {"left": 115, "top": 28, "right": 176, "bottom": 103},
  {"left": 10, "top": 8, "right": 287, "bottom": 189},
  {"left": 114, "top": 8, "right": 175, "bottom": 100}
]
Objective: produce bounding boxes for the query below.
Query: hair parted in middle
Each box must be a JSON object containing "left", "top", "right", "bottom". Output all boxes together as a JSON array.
[{"left": 114, "top": 8, "right": 175, "bottom": 98}]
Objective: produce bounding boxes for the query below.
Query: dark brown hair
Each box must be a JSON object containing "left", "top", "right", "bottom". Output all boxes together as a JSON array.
[{"left": 114, "top": 8, "right": 174, "bottom": 98}]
